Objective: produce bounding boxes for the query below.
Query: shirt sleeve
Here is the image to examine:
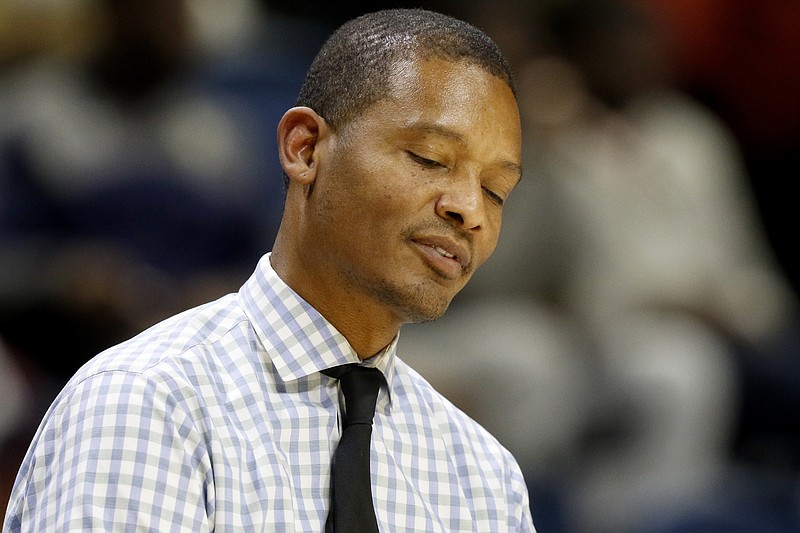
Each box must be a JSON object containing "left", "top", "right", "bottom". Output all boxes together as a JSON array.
[
  {"left": 508, "top": 461, "right": 537, "bottom": 533},
  {"left": 4, "top": 369, "right": 214, "bottom": 532}
]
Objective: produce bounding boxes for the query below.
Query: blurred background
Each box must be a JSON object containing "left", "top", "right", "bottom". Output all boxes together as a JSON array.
[{"left": 1, "top": 1, "right": 799, "bottom": 531}]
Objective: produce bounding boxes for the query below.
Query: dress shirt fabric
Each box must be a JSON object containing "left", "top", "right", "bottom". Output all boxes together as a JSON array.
[{"left": 4, "top": 253, "right": 535, "bottom": 532}]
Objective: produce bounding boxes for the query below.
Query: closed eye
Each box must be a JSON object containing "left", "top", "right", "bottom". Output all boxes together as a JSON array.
[
  {"left": 407, "top": 151, "right": 446, "bottom": 169},
  {"left": 483, "top": 187, "right": 505, "bottom": 206}
]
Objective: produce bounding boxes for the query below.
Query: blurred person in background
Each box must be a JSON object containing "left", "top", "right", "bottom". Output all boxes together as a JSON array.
[
  {"left": 641, "top": 0, "right": 800, "bottom": 300},
  {"left": 525, "top": 2, "right": 798, "bottom": 531}
]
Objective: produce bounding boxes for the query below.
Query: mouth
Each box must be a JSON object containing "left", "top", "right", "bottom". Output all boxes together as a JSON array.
[{"left": 410, "top": 236, "right": 471, "bottom": 280}]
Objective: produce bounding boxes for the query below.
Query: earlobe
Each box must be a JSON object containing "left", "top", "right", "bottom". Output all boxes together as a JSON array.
[{"left": 277, "top": 106, "right": 328, "bottom": 186}]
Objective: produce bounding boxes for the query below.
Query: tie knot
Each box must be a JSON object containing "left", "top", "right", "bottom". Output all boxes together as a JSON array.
[{"left": 324, "top": 365, "right": 383, "bottom": 427}]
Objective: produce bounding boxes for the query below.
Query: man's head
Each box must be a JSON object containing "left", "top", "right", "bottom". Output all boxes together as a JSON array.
[{"left": 273, "top": 8, "right": 521, "bottom": 352}]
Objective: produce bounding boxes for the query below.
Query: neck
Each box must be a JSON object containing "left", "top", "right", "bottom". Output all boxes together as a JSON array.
[{"left": 271, "top": 234, "right": 402, "bottom": 360}]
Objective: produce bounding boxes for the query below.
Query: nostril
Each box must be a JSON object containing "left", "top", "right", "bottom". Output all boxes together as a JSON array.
[{"left": 445, "top": 211, "right": 464, "bottom": 225}]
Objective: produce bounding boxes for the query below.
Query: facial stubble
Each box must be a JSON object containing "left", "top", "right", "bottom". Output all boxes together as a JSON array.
[{"left": 343, "top": 265, "right": 456, "bottom": 324}]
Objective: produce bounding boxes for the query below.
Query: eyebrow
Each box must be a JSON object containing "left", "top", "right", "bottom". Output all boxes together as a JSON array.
[
  {"left": 405, "top": 123, "right": 523, "bottom": 179},
  {"left": 500, "top": 160, "right": 524, "bottom": 181},
  {"left": 406, "top": 123, "right": 466, "bottom": 144}
]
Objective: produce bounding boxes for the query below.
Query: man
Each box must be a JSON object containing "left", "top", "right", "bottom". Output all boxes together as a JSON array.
[{"left": 4, "top": 8, "right": 534, "bottom": 532}]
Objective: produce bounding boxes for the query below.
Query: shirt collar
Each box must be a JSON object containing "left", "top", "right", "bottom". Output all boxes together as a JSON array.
[{"left": 239, "top": 253, "right": 397, "bottom": 398}]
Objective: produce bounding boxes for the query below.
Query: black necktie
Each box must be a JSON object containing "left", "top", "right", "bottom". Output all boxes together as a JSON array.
[{"left": 323, "top": 364, "right": 383, "bottom": 533}]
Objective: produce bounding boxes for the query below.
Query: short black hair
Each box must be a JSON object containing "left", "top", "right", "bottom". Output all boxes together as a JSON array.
[{"left": 296, "top": 8, "right": 516, "bottom": 131}]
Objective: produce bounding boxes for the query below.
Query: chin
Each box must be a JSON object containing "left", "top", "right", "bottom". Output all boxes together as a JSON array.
[
  {"left": 380, "top": 280, "right": 456, "bottom": 324},
  {"left": 402, "top": 299, "right": 451, "bottom": 324},
  {"left": 351, "top": 267, "right": 462, "bottom": 324}
]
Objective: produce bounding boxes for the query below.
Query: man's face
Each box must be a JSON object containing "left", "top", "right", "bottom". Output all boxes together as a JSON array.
[{"left": 306, "top": 57, "right": 522, "bottom": 323}]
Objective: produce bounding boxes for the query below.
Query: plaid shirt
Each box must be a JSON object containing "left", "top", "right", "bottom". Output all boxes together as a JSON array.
[{"left": 4, "top": 253, "right": 535, "bottom": 532}]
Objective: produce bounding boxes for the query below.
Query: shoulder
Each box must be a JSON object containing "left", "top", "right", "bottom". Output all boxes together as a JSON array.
[
  {"left": 389, "top": 357, "right": 535, "bottom": 531},
  {"left": 392, "top": 356, "right": 519, "bottom": 467},
  {"left": 31, "top": 292, "right": 253, "bottom": 451},
  {"left": 46, "top": 292, "right": 261, "bottom": 441},
  {"left": 73, "top": 292, "right": 250, "bottom": 382},
  {"left": 5, "top": 365, "right": 215, "bottom": 531},
  {"left": 4, "top": 297, "right": 251, "bottom": 530}
]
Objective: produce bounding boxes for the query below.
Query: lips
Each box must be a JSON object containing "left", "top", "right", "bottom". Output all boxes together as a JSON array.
[
  {"left": 410, "top": 235, "right": 471, "bottom": 279},
  {"left": 432, "top": 245, "right": 455, "bottom": 259}
]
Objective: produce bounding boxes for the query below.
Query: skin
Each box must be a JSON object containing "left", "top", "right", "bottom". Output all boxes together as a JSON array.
[{"left": 271, "top": 56, "right": 522, "bottom": 359}]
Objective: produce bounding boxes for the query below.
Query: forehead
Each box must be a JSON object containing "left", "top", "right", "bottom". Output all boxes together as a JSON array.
[
  {"left": 373, "top": 57, "right": 522, "bottom": 164},
  {"left": 388, "top": 56, "right": 516, "bottom": 110}
]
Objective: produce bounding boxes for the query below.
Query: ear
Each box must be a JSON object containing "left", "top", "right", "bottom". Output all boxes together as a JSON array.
[{"left": 277, "top": 106, "right": 329, "bottom": 187}]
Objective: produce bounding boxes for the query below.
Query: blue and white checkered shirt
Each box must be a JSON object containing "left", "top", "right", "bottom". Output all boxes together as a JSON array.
[{"left": 4, "top": 253, "right": 535, "bottom": 532}]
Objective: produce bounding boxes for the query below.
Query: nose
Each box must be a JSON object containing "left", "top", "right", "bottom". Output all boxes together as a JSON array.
[{"left": 435, "top": 178, "right": 485, "bottom": 230}]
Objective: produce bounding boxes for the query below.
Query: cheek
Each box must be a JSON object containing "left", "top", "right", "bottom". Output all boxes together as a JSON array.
[
  {"left": 324, "top": 172, "right": 404, "bottom": 240},
  {"left": 368, "top": 166, "right": 429, "bottom": 217},
  {"left": 475, "top": 216, "right": 503, "bottom": 265},
  {"left": 474, "top": 239, "right": 497, "bottom": 270},
  {"left": 324, "top": 146, "right": 433, "bottom": 235}
]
